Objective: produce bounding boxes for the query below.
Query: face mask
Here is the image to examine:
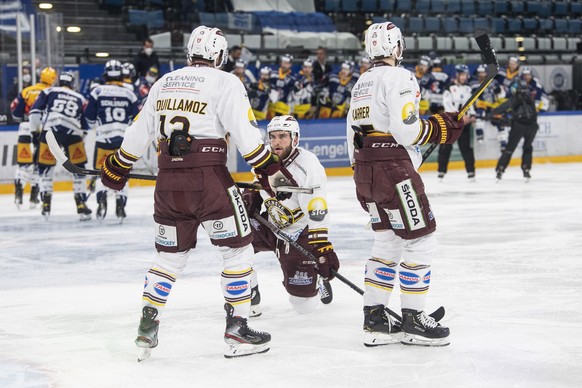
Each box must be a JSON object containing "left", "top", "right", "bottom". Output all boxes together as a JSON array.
[
  {"left": 22, "top": 74, "right": 32, "bottom": 83},
  {"left": 146, "top": 75, "right": 156, "bottom": 84},
  {"left": 144, "top": 47, "right": 153, "bottom": 56}
]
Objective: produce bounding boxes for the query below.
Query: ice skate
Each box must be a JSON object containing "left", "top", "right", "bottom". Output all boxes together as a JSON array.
[
  {"left": 116, "top": 197, "right": 127, "bottom": 223},
  {"left": 523, "top": 169, "right": 531, "bottom": 183},
  {"left": 75, "top": 193, "right": 92, "bottom": 221},
  {"left": 437, "top": 172, "right": 445, "bottom": 182},
  {"left": 224, "top": 303, "right": 270, "bottom": 358},
  {"left": 96, "top": 192, "right": 107, "bottom": 220},
  {"left": 41, "top": 193, "right": 51, "bottom": 220},
  {"left": 400, "top": 308, "right": 450, "bottom": 347},
  {"left": 496, "top": 169, "right": 504, "bottom": 183},
  {"left": 249, "top": 285, "right": 262, "bottom": 318},
  {"left": 468, "top": 172, "right": 476, "bottom": 183},
  {"left": 15, "top": 181, "right": 23, "bottom": 209},
  {"left": 319, "top": 277, "right": 333, "bottom": 305},
  {"left": 29, "top": 184, "right": 40, "bottom": 208},
  {"left": 363, "top": 305, "right": 403, "bottom": 347},
  {"left": 135, "top": 306, "right": 159, "bottom": 362}
]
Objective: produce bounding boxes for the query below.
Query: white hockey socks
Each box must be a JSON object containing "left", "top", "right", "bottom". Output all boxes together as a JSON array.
[
  {"left": 399, "top": 234, "right": 437, "bottom": 312},
  {"left": 141, "top": 251, "right": 188, "bottom": 315},
  {"left": 364, "top": 258, "right": 397, "bottom": 307},
  {"left": 220, "top": 245, "right": 254, "bottom": 318}
]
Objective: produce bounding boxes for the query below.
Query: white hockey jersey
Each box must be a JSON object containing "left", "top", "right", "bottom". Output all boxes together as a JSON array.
[
  {"left": 259, "top": 147, "right": 330, "bottom": 242},
  {"left": 347, "top": 64, "right": 424, "bottom": 169},
  {"left": 117, "top": 65, "right": 267, "bottom": 163},
  {"left": 443, "top": 83, "right": 474, "bottom": 114}
]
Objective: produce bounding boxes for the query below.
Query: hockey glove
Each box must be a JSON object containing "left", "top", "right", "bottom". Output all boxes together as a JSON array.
[
  {"left": 241, "top": 188, "right": 263, "bottom": 215},
  {"left": 313, "top": 242, "right": 340, "bottom": 280},
  {"left": 101, "top": 153, "right": 131, "bottom": 191},
  {"left": 254, "top": 154, "right": 297, "bottom": 197},
  {"left": 423, "top": 112, "right": 467, "bottom": 145}
]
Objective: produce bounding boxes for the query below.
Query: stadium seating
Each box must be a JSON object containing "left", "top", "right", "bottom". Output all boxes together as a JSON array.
[{"left": 360, "top": 0, "right": 378, "bottom": 13}]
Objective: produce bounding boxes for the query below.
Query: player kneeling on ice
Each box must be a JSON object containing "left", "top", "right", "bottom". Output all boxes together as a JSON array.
[
  {"left": 347, "top": 22, "right": 470, "bottom": 347},
  {"left": 99, "top": 26, "right": 287, "bottom": 360},
  {"left": 242, "top": 116, "right": 340, "bottom": 317}
]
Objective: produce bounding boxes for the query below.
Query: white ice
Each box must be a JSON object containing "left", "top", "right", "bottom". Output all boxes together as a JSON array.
[{"left": 1, "top": 163, "right": 582, "bottom": 388}]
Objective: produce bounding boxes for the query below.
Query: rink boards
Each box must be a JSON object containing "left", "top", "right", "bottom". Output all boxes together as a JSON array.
[{"left": 1, "top": 111, "right": 581, "bottom": 192}]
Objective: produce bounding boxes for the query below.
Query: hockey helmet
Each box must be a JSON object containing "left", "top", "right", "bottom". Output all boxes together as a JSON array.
[
  {"left": 187, "top": 25, "right": 228, "bottom": 68},
  {"left": 341, "top": 60, "right": 355, "bottom": 72},
  {"left": 122, "top": 62, "right": 137, "bottom": 81},
  {"left": 40, "top": 67, "right": 57, "bottom": 85},
  {"left": 418, "top": 55, "right": 432, "bottom": 67},
  {"left": 476, "top": 64, "right": 487, "bottom": 73},
  {"left": 281, "top": 53, "right": 294, "bottom": 63},
  {"left": 104, "top": 59, "right": 123, "bottom": 81},
  {"left": 267, "top": 115, "right": 300, "bottom": 146},
  {"left": 455, "top": 64, "right": 469, "bottom": 74},
  {"left": 302, "top": 58, "right": 314, "bottom": 68},
  {"left": 365, "top": 22, "right": 405, "bottom": 64},
  {"left": 58, "top": 71, "right": 76, "bottom": 89},
  {"left": 260, "top": 66, "right": 271, "bottom": 76},
  {"left": 521, "top": 66, "right": 532, "bottom": 75}
]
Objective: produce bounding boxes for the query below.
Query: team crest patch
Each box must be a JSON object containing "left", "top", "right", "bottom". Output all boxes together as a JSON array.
[
  {"left": 401, "top": 102, "right": 418, "bottom": 125},
  {"left": 265, "top": 198, "right": 295, "bottom": 228}
]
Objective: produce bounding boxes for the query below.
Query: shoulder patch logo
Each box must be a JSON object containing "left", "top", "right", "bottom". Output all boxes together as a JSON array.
[
  {"left": 401, "top": 102, "right": 418, "bottom": 125},
  {"left": 308, "top": 197, "right": 328, "bottom": 221}
]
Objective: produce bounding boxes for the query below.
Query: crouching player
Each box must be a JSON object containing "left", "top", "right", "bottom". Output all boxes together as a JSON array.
[{"left": 243, "top": 115, "right": 340, "bottom": 316}]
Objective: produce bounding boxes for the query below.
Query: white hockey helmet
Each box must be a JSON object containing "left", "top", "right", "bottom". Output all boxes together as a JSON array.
[
  {"left": 187, "top": 25, "right": 228, "bottom": 68},
  {"left": 267, "top": 115, "right": 300, "bottom": 147},
  {"left": 104, "top": 59, "right": 123, "bottom": 80},
  {"left": 365, "top": 22, "right": 405, "bottom": 64}
]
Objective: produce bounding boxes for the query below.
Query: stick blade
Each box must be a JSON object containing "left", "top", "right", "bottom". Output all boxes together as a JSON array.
[
  {"left": 473, "top": 31, "right": 499, "bottom": 68},
  {"left": 45, "top": 130, "right": 68, "bottom": 165}
]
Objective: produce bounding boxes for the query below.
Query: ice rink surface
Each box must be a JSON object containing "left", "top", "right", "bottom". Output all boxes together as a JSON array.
[{"left": 1, "top": 163, "right": 581, "bottom": 388}]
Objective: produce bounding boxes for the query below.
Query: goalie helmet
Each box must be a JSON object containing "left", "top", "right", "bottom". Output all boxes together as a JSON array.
[
  {"left": 104, "top": 59, "right": 122, "bottom": 81},
  {"left": 58, "top": 71, "right": 76, "bottom": 89},
  {"left": 365, "top": 22, "right": 405, "bottom": 64},
  {"left": 187, "top": 25, "right": 228, "bottom": 68},
  {"left": 267, "top": 115, "right": 300, "bottom": 148},
  {"left": 40, "top": 67, "right": 57, "bottom": 86}
]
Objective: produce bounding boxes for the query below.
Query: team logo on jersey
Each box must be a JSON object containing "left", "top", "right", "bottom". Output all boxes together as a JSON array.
[
  {"left": 225, "top": 280, "right": 249, "bottom": 295},
  {"left": 265, "top": 198, "right": 296, "bottom": 228},
  {"left": 308, "top": 197, "right": 328, "bottom": 221},
  {"left": 401, "top": 102, "right": 418, "bottom": 125},
  {"left": 399, "top": 271, "right": 420, "bottom": 286}
]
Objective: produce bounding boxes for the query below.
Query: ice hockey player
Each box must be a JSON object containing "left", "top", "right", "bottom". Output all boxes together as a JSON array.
[
  {"left": 29, "top": 71, "right": 92, "bottom": 220},
  {"left": 496, "top": 56, "right": 520, "bottom": 94},
  {"left": 318, "top": 60, "right": 358, "bottom": 119},
  {"left": 242, "top": 116, "right": 340, "bottom": 317},
  {"left": 136, "top": 66, "right": 158, "bottom": 108},
  {"left": 438, "top": 64, "right": 477, "bottom": 181},
  {"left": 248, "top": 67, "right": 273, "bottom": 121},
  {"left": 471, "top": 64, "right": 506, "bottom": 145},
  {"left": 98, "top": 26, "right": 288, "bottom": 360},
  {"left": 121, "top": 62, "right": 138, "bottom": 94},
  {"left": 520, "top": 66, "right": 549, "bottom": 112},
  {"left": 347, "top": 21, "right": 469, "bottom": 347},
  {"left": 291, "top": 59, "right": 316, "bottom": 119},
  {"left": 268, "top": 53, "right": 297, "bottom": 119},
  {"left": 10, "top": 67, "right": 57, "bottom": 209},
  {"left": 84, "top": 60, "right": 139, "bottom": 221},
  {"left": 428, "top": 56, "right": 449, "bottom": 114},
  {"left": 413, "top": 55, "right": 434, "bottom": 115},
  {"left": 230, "top": 58, "right": 255, "bottom": 90}
]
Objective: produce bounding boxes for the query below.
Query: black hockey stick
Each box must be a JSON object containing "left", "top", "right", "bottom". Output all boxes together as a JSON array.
[
  {"left": 421, "top": 30, "right": 499, "bottom": 165},
  {"left": 251, "top": 211, "right": 445, "bottom": 323},
  {"left": 44, "top": 130, "right": 316, "bottom": 193}
]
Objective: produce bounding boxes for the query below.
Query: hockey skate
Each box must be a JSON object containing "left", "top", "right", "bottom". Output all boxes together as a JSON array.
[
  {"left": 363, "top": 305, "right": 403, "bottom": 347},
  {"left": 468, "top": 172, "right": 476, "bottom": 183},
  {"left": 74, "top": 193, "right": 92, "bottom": 221},
  {"left": 496, "top": 169, "right": 504, "bottom": 182},
  {"left": 400, "top": 308, "right": 450, "bottom": 347},
  {"left": 41, "top": 193, "right": 51, "bottom": 220},
  {"left": 224, "top": 303, "right": 270, "bottom": 358},
  {"left": 249, "top": 285, "right": 262, "bottom": 318},
  {"left": 135, "top": 306, "right": 159, "bottom": 362},
  {"left": 437, "top": 172, "right": 445, "bottom": 182},
  {"left": 319, "top": 277, "right": 333, "bottom": 305},
  {"left": 15, "top": 181, "right": 23, "bottom": 209},
  {"left": 29, "top": 184, "right": 40, "bottom": 208},
  {"left": 523, "top": 169, "right": 531, "bottom": 183},
  {"left": 96, "top": 192, "right": 107, "bottom": 220},
  {"left": 116, "top": 197, "right": 127, "bottom": 223}
]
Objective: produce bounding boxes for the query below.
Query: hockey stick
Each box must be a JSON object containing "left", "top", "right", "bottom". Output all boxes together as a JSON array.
[
  {"left": 45, "top": 130, "right": 315, "bottom": 194},
  {"left": 251, "top": 211, "right": 446, "bottom": 322},
  {"left": 421, "top": 30, "right": 499, "bottom": 165}
]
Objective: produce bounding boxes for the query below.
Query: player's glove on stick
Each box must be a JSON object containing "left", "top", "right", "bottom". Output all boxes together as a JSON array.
[
  {"left": 421, "top": 112, "right": 466, "bottom": 145},
  {"left": 254, "top": 154, "right": 298, "bottom": 197},
  {"left": 101, "top": 153, "right": 131, "bottom": 191},
  {"left": 241, "top": 188, "right": 263, "bottom": 215},
  {"left": 313, "top": 242, "right": 340, "bottom": 280}
]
